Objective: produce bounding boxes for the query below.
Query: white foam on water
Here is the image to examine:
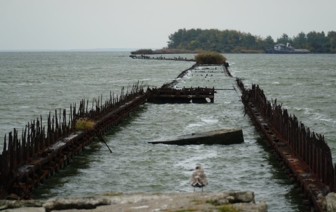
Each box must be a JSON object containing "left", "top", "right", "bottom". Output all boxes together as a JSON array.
[
  {"left": 293, "top": 107, "right": 304, "bottom": 112},
  {"left": 302, "top": 107, "right": 314, "bottom": 115},
  {"left": 201, "top": 117, "right": 219, "bottom": 124},
  {"left": 173, "top": 148, "right": 218, "bottom": 170},
  {"left": 320, "top": 118, "right": 336, "bottom": 124},
  {"left": 186, "top": 122, "right": 203, "bottom": 129}
]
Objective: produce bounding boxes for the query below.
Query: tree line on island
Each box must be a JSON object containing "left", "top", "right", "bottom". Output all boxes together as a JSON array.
[
  {"left": 169, "top": 28, "right": 336, "bottom": 53},
  {"left": 130, "top": 29, "right": 335, "bottom": 54}
]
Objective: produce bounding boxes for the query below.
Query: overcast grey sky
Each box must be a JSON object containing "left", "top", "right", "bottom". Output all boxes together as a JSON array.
[{"left": 1, "top": 0, "right": 335, "bottom": 51}]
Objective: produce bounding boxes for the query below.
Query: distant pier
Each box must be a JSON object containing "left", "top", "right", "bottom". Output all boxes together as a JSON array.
[{"left": 129, "top": 54, "right": 195, "bottom": 62}]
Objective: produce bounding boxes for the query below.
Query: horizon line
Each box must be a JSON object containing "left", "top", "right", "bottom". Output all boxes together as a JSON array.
[{"left": 0, "top": 47, "right": 162, "bottom": 52}]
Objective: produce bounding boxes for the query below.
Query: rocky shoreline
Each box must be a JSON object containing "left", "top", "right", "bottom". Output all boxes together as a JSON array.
[{"left": 1, "top": 191, "right": 267, "bottom": 212}]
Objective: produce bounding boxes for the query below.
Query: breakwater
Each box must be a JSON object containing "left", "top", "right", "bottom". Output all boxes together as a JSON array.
[
  {"left": 0, "top": 82, "right": 149, "bottom": 200},
  {"left": 1, "top": 55, "right": 335, "bottom": 211},
  {"left": 236, "top": 78, "right": 334, "bottom": 212},
  {"left": 0, "top": 78, "right": 216, "bottom": 200},
  {"left": 129, "top": 54, "right": 195, "bottom": 62},
  {"left": 173, "top": 63, "right": 335, "bottom": 211}
]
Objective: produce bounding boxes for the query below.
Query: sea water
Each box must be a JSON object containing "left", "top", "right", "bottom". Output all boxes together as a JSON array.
[{"left": 0, "top": 52, "right": 335, "bottom": 212}]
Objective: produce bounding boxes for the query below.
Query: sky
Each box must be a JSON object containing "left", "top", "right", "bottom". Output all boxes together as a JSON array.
[{"left": 0, "top": 0, "right": 335, "bottom": 51}]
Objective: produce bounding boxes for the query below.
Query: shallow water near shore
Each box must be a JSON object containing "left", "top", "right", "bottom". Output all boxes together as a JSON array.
[{"left": 0, "top": 52, "right": 335, "bottom": 212}]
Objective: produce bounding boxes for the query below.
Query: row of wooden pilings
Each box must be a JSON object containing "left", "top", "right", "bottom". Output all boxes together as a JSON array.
[
  {"left": 129, "top": 54, "right": 196, "bottom": 62},
  {"left": 236, "top": 78, "right": 334, "bottom": 211},
  {"left": 0, "top": 78, "right": 216, "bottom": 200},
  {"left": 0, "top": 82, "right": 149, "bottom": 200}
]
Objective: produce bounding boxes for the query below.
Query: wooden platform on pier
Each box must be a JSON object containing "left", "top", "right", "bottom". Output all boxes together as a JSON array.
[{"left": 147, "top": 87, "right": 215, "bottom": 104}]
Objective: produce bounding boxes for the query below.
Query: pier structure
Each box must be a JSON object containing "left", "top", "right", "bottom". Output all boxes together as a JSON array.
[
  {"left": 0, "top": 82, "right": 149, "bottom": 200},
  {"left": 147, "top": 87, "right": 215, "bottom": 104},
  {"left": 1, "top": 59, "right": 335, "bottom": 212},
  {"left": 0, "top": 79, "right": 216, "bottom": 199},
  {"left": 129, "top": 54, "right": 195, "bottom": 62},
  {"left": 236, "top": 78, "right": 334, "bottom": 212}
]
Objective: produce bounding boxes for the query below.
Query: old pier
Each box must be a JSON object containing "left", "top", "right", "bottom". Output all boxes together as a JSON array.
[
  {"left": 0, "top": 82, "right": 149, "bottom": 199},
  {"left": 129, "top": 54, "right": 196, "bottom": 62},
  {"left": 0, "top": 56, "right": 335, "bottom": 212},
  {"left": 236, "top": 78, "right": 334, "bottom": 211},
  {"left": 0, "top": 79, "right": 215, "bottom": 200}
]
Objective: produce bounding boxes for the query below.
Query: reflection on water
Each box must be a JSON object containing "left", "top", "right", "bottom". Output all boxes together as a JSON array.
[{"left": 1, "top": 52, "right": 335, "bottom": 212}]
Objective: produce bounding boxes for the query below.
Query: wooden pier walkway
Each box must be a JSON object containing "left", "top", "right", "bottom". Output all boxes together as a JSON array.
[{"left": 147, "top": 87, "right": 215, "bottom": 103}]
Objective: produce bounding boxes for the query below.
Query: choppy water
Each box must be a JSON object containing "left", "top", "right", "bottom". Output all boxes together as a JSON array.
[{"left": 0, "top": 52, "right": 335, "bottom": 212}]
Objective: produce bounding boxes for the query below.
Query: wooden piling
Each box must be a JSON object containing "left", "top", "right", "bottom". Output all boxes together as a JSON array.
[
  {"left": 236, "top": 77, "right": 334, "bottom": 212},
  {"left": 0, "top": 82, "right": 148, "bottom": 200}
]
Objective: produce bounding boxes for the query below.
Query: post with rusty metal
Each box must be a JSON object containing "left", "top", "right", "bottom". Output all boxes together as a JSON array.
[{"left": 334, "top": 163, "right": 336, "bottom": 191}]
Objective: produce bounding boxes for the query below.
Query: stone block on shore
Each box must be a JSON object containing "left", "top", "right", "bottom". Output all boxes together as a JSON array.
[{"left": 1, "top": 191, "right": 266, "bottom": 212}]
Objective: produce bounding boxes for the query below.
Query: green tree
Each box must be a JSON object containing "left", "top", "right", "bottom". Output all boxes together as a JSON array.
[
  {"left": 168, "top": 28, "right": 187, "bottom": 49},
  {"left": 292, "top": 32, "right": 307, "bottom": 49},
  {"left": 327, "top": 31, "right": 336, "bottom": 53},
  {"left": 307, "top": 31, "right": 326, "bottom": 53},
  {"left": 264, "top": 36, "right": 275, "bottom": 48},
  {"left": 166, "top": 28, "right": 336, "bottom": 53},
  {"left": 276, "top": 33, "right": 292, "bottom": 44}
]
